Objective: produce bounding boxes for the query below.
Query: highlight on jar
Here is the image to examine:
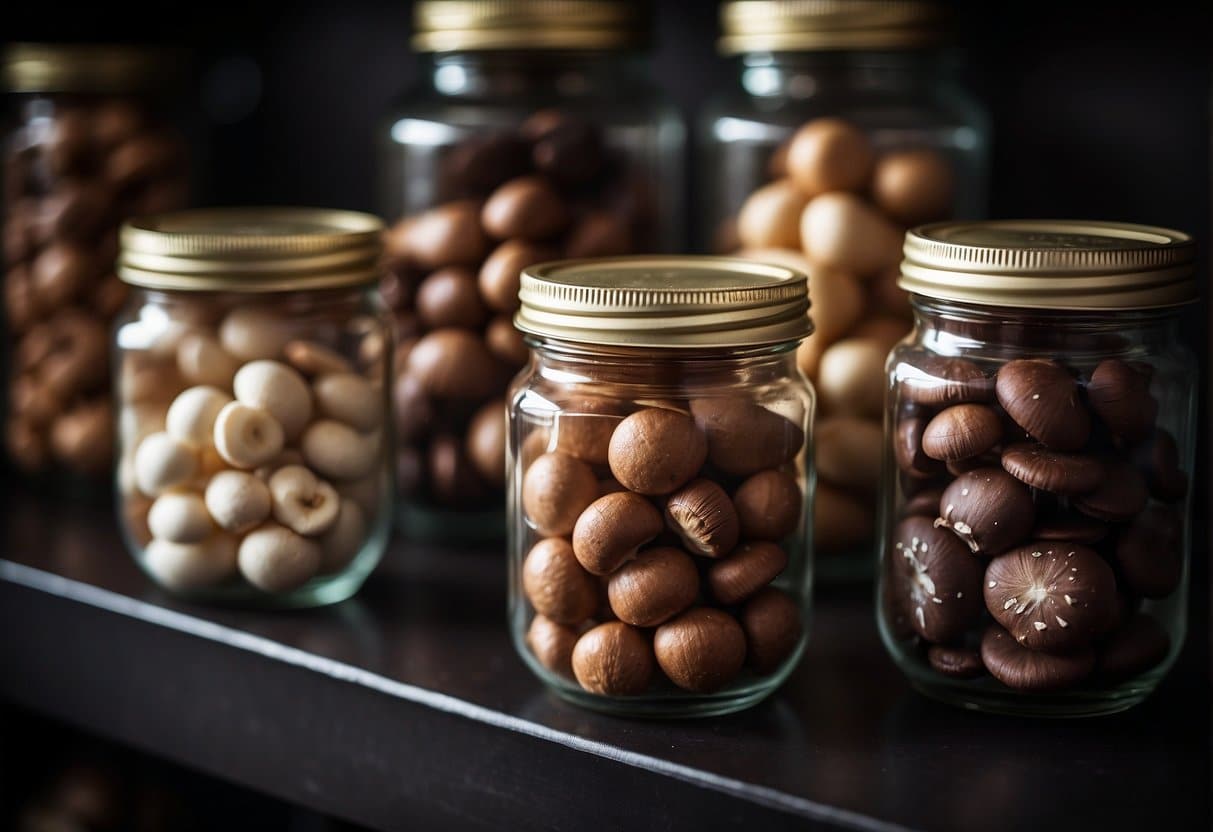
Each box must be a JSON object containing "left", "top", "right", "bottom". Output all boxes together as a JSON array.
[
  {"left": 507, "top": 257, "right": 815, "bottom": 717},
  {"left": 877, "top": 220, "right": 1197, "bottom": 717},
  {"left": 113, "top": 208, "right": 394, "bottom": 608},
  {"left": 3, "top": 43, "right": 191, "bottom": 482}
]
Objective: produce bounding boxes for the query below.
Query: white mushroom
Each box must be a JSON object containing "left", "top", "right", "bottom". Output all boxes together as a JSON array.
[
  {"left": 213, "top": 401, "right": 284, "bottom": 469},
  {"left": 313, "top": 373, "right": 382, "bottom": 432},
  {"left": 177, "top": 332, "right": 240, "bottom": 389},
  {"left": 147, "top": 492, "right": 214, "bottom": 543},
  {"left": 237, "top": 523, "right": 322, "bottom": 593},
  {"left": 205, "top": 470, "right": 272, "bottom": 534},
  {"left": 133, "top": 431, "right": 199, "bottom": 496},
  {"left": 218, "top": 308, "right": 293, "bottom": 362},
  {"left": 166, "top": 386, "right": 233, "bottom": 447},
  {"left": 300, "top": 420, "right": 379, "bottom": 481},
  {"left": 318, "top": 498, "right": 367, "bottom": 574},
  {"left": 268, "top": 465, "right": 340, "bottom": 537},
  {"left": 143, "top": 533, "right": 238, "bottom": 591},
  {"left": 233, "top": 360, "right": 313, "bottom": 441}
]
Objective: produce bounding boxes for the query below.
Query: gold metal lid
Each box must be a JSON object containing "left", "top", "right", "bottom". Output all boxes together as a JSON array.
[
  {"left": 719, "top": 1, "right": 945, "bottom": 54},
  {"left": 3, "top": 43, "right": 181, "bottom": 94},
  {"left": 118, "top": 208, "right": 384, "bottom": 292},
  {"left": 412, "top": 1, "right": 645, "bottom": 51},
  {"left": 900, "top": 220, "right": 1197, "bottom": 311},
  {"left": 516, "top": 256, "right": 813, "bottom": 349}
]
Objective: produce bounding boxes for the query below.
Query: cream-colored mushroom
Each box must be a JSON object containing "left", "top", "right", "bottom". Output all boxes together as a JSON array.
[
  {"left": 147, "top": 492, "right": 215, "bottom": 544},
  {"left": 177, "top": 332, "right": 240, "bottom": 389},
  {"left": 300, "top": 420, "right": 379, "bottom": 481},
  {"left": 213, "top": 401, "right": 285, "bottom": 469},
  {"left": 166, "top": 386, "right": 233, "bottom": 447},
  {"left": 268, "top": 464, "right": 340, "bottom": 536},
  {"left": 318, "top": 499, "right": 367, "bottom": 574},
  {"left": 204, "top": 469, "right": 272, "bottom": 534},
  {"left": 237, "top": 523, "right": 322, "bottom": 593},
  {"left": 313, "top": 373, "right": 381, "bottom": 432},
  {"left": 233, "top": 360, "right": 313, "bottom": 441},
  {"left": 143, "top": 533, "right": 238, "bottom": 591},
  {"left": 218, "top": 308, "right": 293, "bottom": 362},
  {"left": 133, "top": 431, "right": 199, "bottom": 496},
  {"left": 335, "top": 474, "right": 382, "bottom": 517}
]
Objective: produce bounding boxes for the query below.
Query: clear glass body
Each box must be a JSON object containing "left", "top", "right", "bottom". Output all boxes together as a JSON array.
[
  {"left": 113, "top": 286, "right": 394, "bottom": 608},
  {"left": 877, "top": 297, "right": 1195, "bottom": 716},
  {"left": 381, "top": 50, "right": 686, "bottom": 539},
  {"left": 508, "top": 339, "right": 814, "bottom": 717},
  {"left": 4, "top": 91, "right": 190, "bottom": 485},
  {"left": 699, "top": 48, "right": 990, "bottom": 580}
]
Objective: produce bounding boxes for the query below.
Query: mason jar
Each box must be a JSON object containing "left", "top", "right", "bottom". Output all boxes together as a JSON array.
[
  {"left": 878, "top": 220, "right": 1196, "bottom": 717},
  {"left": 113, "top": 209, "right": 393, "bottom": 608},
  {"left": 380, "top": 0, "right": 685, "bottom": 540},
  {"left": 508, "top": 257, "right": 814, "bottom": 717},
  {"left": 700, "top": 1, "right": 990, "bottom": 579},
  {"left": 4, "top": 43, "right": 192, "bottom": 485}
]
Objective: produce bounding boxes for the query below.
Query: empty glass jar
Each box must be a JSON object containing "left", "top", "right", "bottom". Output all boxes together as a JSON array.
[
  {"left": 878, "top": 220, "right": 1197, "bottom": 716},
  {"left": 508, "top": 256, "right": 815, "bottom": 717},
  {"left": 113, "top": 208, "right": 393, "bottom": 608}
]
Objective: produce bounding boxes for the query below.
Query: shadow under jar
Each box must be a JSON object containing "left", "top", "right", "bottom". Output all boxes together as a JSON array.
[
  {"left": 878, "top": 220, "right": 1197, "bottom": 717},
  {"left": 700, "top": 1, "right": 990, "bottom": 581},
  {"left": 508, "top": 257, "right": 815, "bottom": 717},
  {"left": 3, "top": 44, "right": 192, "bottom": 487},
  {"left": 379, "top": 0, "right": 685, "bottom": 541},
  {"left": 113, "top": 209, "right": 393, "bottom": 608}
]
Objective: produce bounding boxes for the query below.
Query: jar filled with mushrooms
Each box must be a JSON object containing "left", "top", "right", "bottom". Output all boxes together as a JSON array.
[
  {"left": 879, "top": 221, "right": 1196, "bottom": 716},
  {"left": 509, "top": 257, "right": 814, "bottom": 716},
  {"left": 3, "top": 44, "right": 192, "bottom": 485},
  {"left": 700, "top": 1, "right": 989, "bottom": 579},
  {"left": 380, "top": 0, "right": 684, "bottom": 539},
  {"left": 113, "top": 209, "right": 392, "bottom": 607}
]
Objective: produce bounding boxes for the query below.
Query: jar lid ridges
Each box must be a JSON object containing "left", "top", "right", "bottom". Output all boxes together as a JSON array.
[
  {"left": 3, "top": 43, "right": 183, "bottom": 93},
  {"left": 413, "top": 0, "right": 645, "bottom": 52},
  {"left": 719, "top": 0, "right": 945, "bottom": 54}
]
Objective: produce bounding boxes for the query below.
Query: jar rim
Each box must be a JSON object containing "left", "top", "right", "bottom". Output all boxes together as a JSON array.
[
  {"left": 2, "top": 43, "right": 184, "bottom": 94},
  {"left": 412, "top": 1, "right": 647, "bottom": 52},
  {"left": 718, "top": 0, "right": 947, "bottom": 55}
]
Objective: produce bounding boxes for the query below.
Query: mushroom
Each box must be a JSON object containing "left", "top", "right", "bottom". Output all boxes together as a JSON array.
[
  {"left": 606, "top": 546, "right": 699, "bottom": 627},
  {"left": 522, "top": 537, "right": 599, "bottom": 625},
  {"left": 133, "top": 431, "right": 199, "bottom": 496},
  {"left": 143, "top": 533, "right": 238, "bottom": 591},
  {"left": 522, "top": 452, "right": 599, "bottom": 537},
  {"left": 571, "top": 491, "right": 663, "bottom": 575},
  {"left": 213, "top": 402, "right": 285, "bottom": 470},
  {"left": 653, "top": 608, "right": 747, "bottom": 693},
  {"left": 237, "top": 522, "right": 322, "bottom": 593},
  {"left": 147, "top": 492, "right": 214, "bottom": 544},
  {"left": 205, "top": 470, "right": 272, "bottom": 534},
  {"left": 268, "top": 465, "right": 341, "bottom": 537},
  {"left": 707, "top": 541, "right": 789, "bottom": 605},
  {"left": 313, "top": 372, "right": 381, "bottom": 432},
  {"left": 165, "top": 386, "right": 233, "bottom": 448},
  {"left": 571, "top": 622, "right": 654, "bottom": 696},
  {"left": 300, "top": 420, "right": 380, "bottom": 481},
  {"left": 665, "top": 479, "right": 740, "bottom": 557},
  {"left": 233, "top": 360, "right": 313, "bottom": 441}
]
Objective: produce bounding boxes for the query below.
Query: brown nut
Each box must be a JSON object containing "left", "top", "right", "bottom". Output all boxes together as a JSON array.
[
  {"left": 895, "top": 410, "right": 945, "bottom": 479},
  {"left": 522, "top": 452, "right": 599, "bottom": 537},
  {"left": 815, "top": 338, "right": 887, "bottom": 418},
  {"left": 11, "top": 374, "right": 59, "bottom": 427},
  {"left": 813, "top": 481, "right": 874, "bottom": 553},
  {"left": 552, "top": 399, "right": 624, "bottom": 465},
  {"left": 106, "top": 133, "right": 182, "bottom": 188},
  {"left": 740, "top": 587, "right": 803, "bottom": 674},
  {"left": 734, "top": 469, "right": 801, "bottom": 541},
  {"left": 984, "top": 542, "right": 1117, "bottom": 652},
  {"left": 708, "top": 541, "right": 788, "bottom": 606},
  {"left": 466, "top": 398, "right": 507, "bottom": 486},
  {"left": 607, "top": 546, "right": 699, "bottom": 627},
  {"left": 392, "top": 373, "right": 435, "bottom": 443},
  {"left": 526, "top": 615, "right": 581, "bottom": 678},
  {"left": 415, "top": 267, "right": 488, "bottom": 330},
  {"left": 800, "top": 192, "right": 902, "bottom": 276},
  {"left": 485, "top": 314, "right": 531, "bottom": 367},
  {"left": 528, "top": 116, "right": 606, "bottom": 187},
  {"left": 665, "top": 478, "right": 740, "bottom": 558},
  {"left": 7, "top": 416, "right": 48, "bottom": 472},
  {"left": 608, "top": 408, "right": 707, "bottom": 495},
  {"left": 428, "top": 434, "right": 489, "bottom": 505},
  {"left": 572, "top": 491, "right": 663, "bottom": 575},
  {"left": 564, "top": 211, "right": 633, "bottom": 258},
  {"left": 49, "top": 401, "right": 113, "bottom": 474},
  {"left": 815, "top": 417, "right": 883, "bottom": 492},
  {"left": 522, "top": 537, "right": 599, "bottom": 625},
  {"left": 871, "top": 148, "right": 955, "bottom": 226},
  {"left": 404, "top": 200, "right": 489, "bottom": 269},
  {"left": 571, "top": 622, "right": 654, "bottom": 696},
  {"left": 980, "top": 625, "right": 1095, "bottom": 692},
  {"left": 1086, "top": 358, "right": 1156, "bottom": 443},
  {"left": 1000, "top": 443, "right": 1103, "bottom": 495},
  {"left": 481, "top": 175, "right": 566, "bottom": 241},
  {"left": 689, "top": 398, "right": 802, "bottom": 478},
  {"left": 736, "top": 179, "right": 809, "bottom": 250},
  {"left": 32, "top": 244, "right": 93, "bottom": 308},
  {"left": 921, "top": 404, "right": 1002, "bottom": 462},
  {"left": 898, "top": 354, "right": 993, "bottom": 407},
  {"left": 406, "top": 328, "right": 501, "bottom": 399},
  {"left": 785, "top": 117, "right": 874, "bottom": 197},
  {"left": 995, "top": 359, "right": 1090, "bottom": 451},
  {"left": 654, "top": 608, "right": 747, "bottom": 693},
  {"left": 45, "top": 107, "right": 94, "bottom": 175},
  {"left": 1112, "top": 505, "right": 1182, "bottom": 599},
  {"left": 1072, "top": 459, "right": 1148, "bottom": 522},
  {"left": 891, "top": 516, "right": 984, "bottom": 643},
  {"left": 478, "top": 239, "right": 556, "bottom": 313},
  {"left": 937, "top": 467, "right": 1035, "bottom": 556}
]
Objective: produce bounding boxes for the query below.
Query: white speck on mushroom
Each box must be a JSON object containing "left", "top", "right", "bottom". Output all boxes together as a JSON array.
[
  {"left": 1068, "top": 576, "right": 1076, "bottom": 581},
  {"left": 1015, "top": 601, "right": 1028, "bottom": 614},
  {"left": 1004, "top": 598, "right": 1017, "bottom": 610},
  {"left": 1032, "top": 393, "right": 1040, "bottom": 400},
  {"left": 932, "top": 597, "right": 943, "bottom": 604},
  {"left": 1034, "top": 621, "right": 1047, "bottom": 631},
  {"left": 1071, "top": 567, "right": 1078, "bottom": 572},
  {"left": 954, "top": 521, "right": 973, "bottom": 535},
  {"left": 956, "top": 592, "right": 964, "bottom": 599},
  {"left": 1056, "top": 616, "right": 1069, "bottom": 628},
  {"left": 988, "top": 580, "right": 997, "bottom": 588},
  {"left": 915, "top": 606, "right": 926, "bottom": 628},
  {"left": 961, "top": 488, "right": 970, "bottom": 496},
  {"left": 1064, "top": 594, "right": 1075, "bottom": 605},
  {"left": 1031, "top": 550, "right": 1043, "bottom": 558}
]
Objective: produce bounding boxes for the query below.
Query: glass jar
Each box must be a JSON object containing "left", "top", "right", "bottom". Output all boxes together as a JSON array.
[
  {"left": 3, "top": 44, "right": 193, "bottom": 486},
  {"left": 878, "top": 220, "right": 1197, "bottom": 717},
  {"left": 508, "top": 257, "right": 815, "bottom": 717},
  {"left": 113, "top": 209, "right": 393, "bottom": 608},
  {"left": 380, "top": 0, "right": 685, "bottom": 540},
  {"left": 701, "top": 1, "right": 990, "bottom": 579}
]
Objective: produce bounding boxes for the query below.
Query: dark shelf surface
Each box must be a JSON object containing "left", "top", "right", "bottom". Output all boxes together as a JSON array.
[{"left": 1, "top": 494, "right": 1209, "bottom": 832}]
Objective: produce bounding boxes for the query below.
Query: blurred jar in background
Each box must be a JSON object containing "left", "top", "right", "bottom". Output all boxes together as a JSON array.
[
  {"left": 379, "top": 0, "right": 686, "bottom": 541},
  {"left": 699, "top": 0, "right": 990, "bottom": 579},
  {"left": 3, "top": 44, "right": 192, "bottom": 489}
]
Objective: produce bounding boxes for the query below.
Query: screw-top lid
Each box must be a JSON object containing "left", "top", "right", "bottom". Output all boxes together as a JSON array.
[
  {"left": 3, "top": 43, "right": 183, "bottom": 94},
  {"left": 516, "top": 256, "right": 813, "bottom": 349},
  {"left": 412, "top": 1, "right": 646, "bottom": 52},
  {"left": 719, "top": 1, "right": 945, "bottom": 54},
  {"left": 899, "top": 220, "right": 1197, "bottom": 311},
  {"left": 118, "top": 208, "right": 384, "bottom": 293}
]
